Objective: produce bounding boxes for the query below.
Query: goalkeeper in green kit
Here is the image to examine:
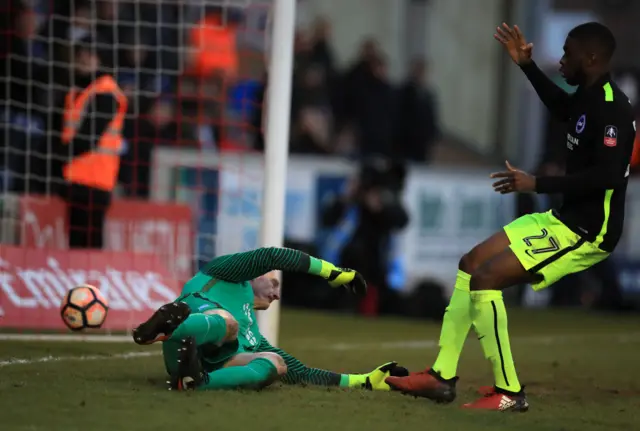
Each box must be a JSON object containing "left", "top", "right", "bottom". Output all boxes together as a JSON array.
[{"left": 133, "top": 247, "right": 408, "bottom": 391}]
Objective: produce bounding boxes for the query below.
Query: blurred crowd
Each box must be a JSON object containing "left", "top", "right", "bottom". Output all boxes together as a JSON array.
[
  {"left": 1, "top": 0, "right": 185, "bottom": 198},
  {"left": 2, "top": 1, "right": 634, "bottom": 315},
  {"left": 0, "top": 0, "right": 442, "bottom": 200},
  {"left": 271, "top": 19, "right": 442, "bottom": 162},
  {"left": 0, "top": 0, "right": 423, "bottom": 316}
]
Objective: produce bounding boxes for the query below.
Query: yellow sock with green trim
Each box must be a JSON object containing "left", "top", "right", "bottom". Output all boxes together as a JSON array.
[
  {"left": 470, "top": 290, "right": 522, "bottom": 393},
  {"left": 432, "top": 270, "right": 473, "bottom": 380}
]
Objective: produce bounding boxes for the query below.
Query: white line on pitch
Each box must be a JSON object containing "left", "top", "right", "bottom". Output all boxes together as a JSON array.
[
  {"left": 6, "top": 331, "right": 637, "bottom": 347},
  {"left": 2, "top": 332, "right": 639, "bottom": 368},
  {"left": 0, "top": 351, "right": 160, "bottom": 367},
  {"left": 0, "top": 333, "right": 133, "bottom": 343},
  {"left": 321, "top": 332, "right": 640, "bottom": 351}
]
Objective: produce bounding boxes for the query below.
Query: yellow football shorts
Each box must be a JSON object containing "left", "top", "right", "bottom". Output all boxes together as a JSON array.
[{"left": 504, "top": 210, "right": 609, "bottom": 290}]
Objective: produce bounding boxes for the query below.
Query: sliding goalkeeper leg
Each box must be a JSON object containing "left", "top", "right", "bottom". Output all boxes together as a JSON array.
[
  {"left": 170, "top": 337, "right": 287, "bottom": 391},
  {"left": 255, "top": 338, "right": 408, "bottom": 390},
  {"left": 132, "top": 297, "right": 285, "bottom": 391}
]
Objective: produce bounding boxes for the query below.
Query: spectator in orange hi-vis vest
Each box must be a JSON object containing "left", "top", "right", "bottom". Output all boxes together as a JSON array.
[
  {"left": 185, "top": 10, "right": 245, "bottom": 151},
  {"left": 186, "top": 11, "right": 239, "bottom": 78},
  {"left": 56, "top": 36, "right": 128, "bottom": 249}
]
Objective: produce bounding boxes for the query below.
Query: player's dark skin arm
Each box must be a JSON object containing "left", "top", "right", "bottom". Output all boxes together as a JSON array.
[
  {"left": 495, "top": 23, "right": 629, "bottom": 195},
  {"left": 520, "top": 62, "right": 572, "bottom": 122},
  {"left": 536, "top": 151, "right": 625, "bottom": 193},
  {"left": 495, "top": 23, "right": 571, "bottom": 122},
  {"left": 492, "top": 157, "right": 624, "bottom": 195},
  {"left": 492, "top": 116, "right": 629, "bottom": 195}
]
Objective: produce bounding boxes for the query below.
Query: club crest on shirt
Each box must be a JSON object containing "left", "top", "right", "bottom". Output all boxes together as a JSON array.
[
  {"left": 575, "top": 114, "right": 586, "bottom": 133},
  {"left": 604, "top": 125, "right": 618, "bottom": 147}
]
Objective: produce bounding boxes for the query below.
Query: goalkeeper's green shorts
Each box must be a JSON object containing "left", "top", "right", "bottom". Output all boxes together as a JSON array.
[
  {"left": 163, "top": 291, "right": 246, "bottom": 376},
  {"left": 504, "top": 210, "right": 609, "bottom": 290}
]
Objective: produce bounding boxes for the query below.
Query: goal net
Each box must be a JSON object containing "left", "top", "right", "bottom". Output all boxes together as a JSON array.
[{"left": 0, "top": 0, "right": 292, "bottom": 341}]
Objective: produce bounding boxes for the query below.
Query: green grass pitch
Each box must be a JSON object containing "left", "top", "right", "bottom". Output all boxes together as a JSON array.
[{"left": 1, "top": 308, "right": 639, "bottom": 431}]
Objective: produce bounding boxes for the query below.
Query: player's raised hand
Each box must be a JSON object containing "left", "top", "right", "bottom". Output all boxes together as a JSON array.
[
  {"left": 490, "top": 160, "right": 536, "bottom": 194},
  {"left": 328, "top": 268, "right": 367, "bottom": 295},
  {"left": 494, "top": 23, "right": 533, "bottom": 66}
]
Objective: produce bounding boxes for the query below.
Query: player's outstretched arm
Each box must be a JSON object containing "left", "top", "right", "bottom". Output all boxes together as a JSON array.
[
  {"left": 255, "top": 338, "right": 407, "bottom": 390},
  {"left": 202, "top": 247, "right": 367, "bottom": 293},
  {"left": 492, "top": 110, "right": 632, "bottom": 196},
  {"left": 494, "top": 23, "right": 571, "bottom": 121}
]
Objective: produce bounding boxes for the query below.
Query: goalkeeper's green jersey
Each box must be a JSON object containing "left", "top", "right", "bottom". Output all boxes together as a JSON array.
[
  {"left": 163, "top": 247, "right": 356, "bottom": 375},
  {"left": 179, "top": 274, "right": 261, "bottom": 352},
  {"left": 176, "top": 247, "right": 322, "bottom": 357}
]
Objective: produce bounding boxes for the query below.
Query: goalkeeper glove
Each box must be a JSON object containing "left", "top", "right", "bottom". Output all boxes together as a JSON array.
[
  {"left": 362, "top": 361, "right": 410, "bottom": 391},
  {"left": 327, "top": 267, "right": 367, "bottom": 295}
]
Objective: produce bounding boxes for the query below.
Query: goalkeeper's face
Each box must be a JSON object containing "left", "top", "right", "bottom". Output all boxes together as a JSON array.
[{"left": 251, "top": 276, "right": 281, "bottom": 310}]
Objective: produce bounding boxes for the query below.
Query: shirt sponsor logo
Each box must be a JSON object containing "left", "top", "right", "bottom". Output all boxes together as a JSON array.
[{"left": 566, "top": 133, "right": 580, "bottom": 150}]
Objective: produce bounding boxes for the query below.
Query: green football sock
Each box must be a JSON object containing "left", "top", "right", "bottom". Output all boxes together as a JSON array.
[
  {"left": 199, "top": 358, "right": 278, "bottom": 390},
  {"left": 432, "top": 270, "right": 473, "bottom": 380},
  {"left": 470, "top": 290, "right": 522, "bottom": 393},
  {"left": 168, "top": 313, "right": 227, "bottom": 346}
]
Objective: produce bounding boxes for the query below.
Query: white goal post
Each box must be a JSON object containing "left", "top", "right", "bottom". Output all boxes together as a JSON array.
[{"left": 256, "top": 0, "right": 296, "bottom": 346}]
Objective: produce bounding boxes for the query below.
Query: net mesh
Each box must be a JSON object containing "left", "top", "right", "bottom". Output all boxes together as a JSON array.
[{"left": 0, "top": 0, "right": 275, "bottom": 333}]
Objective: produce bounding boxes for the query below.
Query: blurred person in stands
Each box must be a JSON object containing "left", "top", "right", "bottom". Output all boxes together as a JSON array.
[
  {"left": 113, "top": 1, "right": 183, "bottom": 195},
  {"left": 308, "top": 18, "right": 336, "bottom": 82},
  {"left": 632, "top": 124, "right": 640, "bottom": 174},
  {"left": 256, "top": 21, "right": 338, "bottom": 154},
  {"left": 115, "top": 0, "right": 182, "bottom": 96},
  {"left": 396, "top": 58, "right": 442, "bottom": 163},
  {"left": 353, "top": 56, "right": 396, "bottom": 157},
  {"left": 339, "top": 38, "right": 381, "bottom": 126},
  {"left": 625, "top": 71, "right": 640, "bottom": 175},
  {"left": 53, "top": 38, "right": 128, "bottom": 248},
  {"left": 181, "top": 6, "right": 241, "bottom": 151},
  {"left": 93, "top": 0, "right": 120, "bottom": 69},
  {"left": 290, "top": 63, "right": 333, "bottom": 154},
  {"left": 302, "top": 17, "right": 339, "bottom": 115},
  {"left": 321, "top": 157, "right": 409, "bottom": 316},
  {"left": 0, "top": 0, "right": 47, "bottom": 193},
  {"left": 122, "top": 95, "right": 179, "bottom": 198},
  {"left": 41, "top": 1, "right": 95, "bottom": 170},
  {"left": 331, "top": 39, "right": 396, "bottom": 156},
  {"left": 306, "top": 18, "right": 338, "bottom": 115},
  {"left": 41, "top": 1, "right": 92, "bottom": 85},
  {"left": 293, "top": 29, "right": 314, "bottom": 77}
]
